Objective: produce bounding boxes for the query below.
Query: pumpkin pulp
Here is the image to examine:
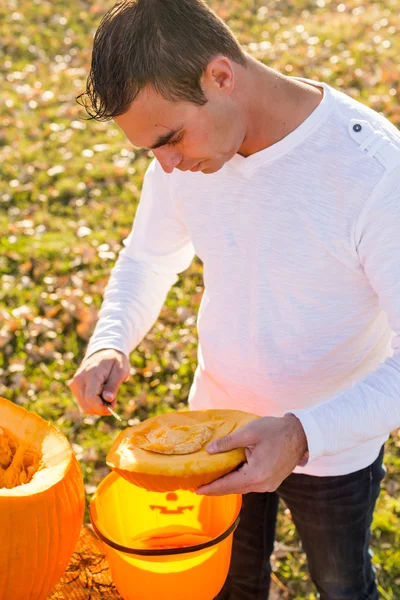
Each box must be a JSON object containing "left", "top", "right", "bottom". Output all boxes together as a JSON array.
[{"left": 0, "top": 426, "right": 41, "bottom": 489}]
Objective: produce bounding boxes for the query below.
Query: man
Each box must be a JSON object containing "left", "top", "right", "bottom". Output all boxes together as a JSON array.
[{"left": 70, "top": 0, "right": 400, "bottom": 598}]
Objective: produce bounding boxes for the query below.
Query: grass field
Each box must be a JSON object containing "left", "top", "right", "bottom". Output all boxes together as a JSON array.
[{"left": 1, "top": 0, "right": 400, "bottom": 597}]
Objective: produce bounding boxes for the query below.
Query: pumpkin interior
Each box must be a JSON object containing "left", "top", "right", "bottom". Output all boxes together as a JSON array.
[{"left": 0, "top": 426, "right": 42, "bottom": 489}]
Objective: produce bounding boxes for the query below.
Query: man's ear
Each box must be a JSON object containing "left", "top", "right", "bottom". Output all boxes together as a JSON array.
[{"left": 202, "top": 56, "right": 235, "bottom": 96}]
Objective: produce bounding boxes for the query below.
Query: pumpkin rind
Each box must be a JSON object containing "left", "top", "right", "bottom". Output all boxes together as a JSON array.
[
  {"left": 107, "top": 409, "right": 259, "bottom": 491},
  {"left": 0, "top": 397, "right": 85, "bottom": 600}
]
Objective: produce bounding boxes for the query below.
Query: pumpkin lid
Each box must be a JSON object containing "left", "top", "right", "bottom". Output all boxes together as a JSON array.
[{"left": 106, "top": 409, "right": 259, "bottom": 477}]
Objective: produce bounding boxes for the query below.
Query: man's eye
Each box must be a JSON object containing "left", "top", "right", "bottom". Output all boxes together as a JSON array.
[{"left": 168, "top": 134, "right": 183, "bottom": 146}]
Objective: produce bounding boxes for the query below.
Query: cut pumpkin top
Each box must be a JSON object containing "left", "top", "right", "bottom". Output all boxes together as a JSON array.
[{"left": 107, "top": 409, "right": 259, "bottom": 478}]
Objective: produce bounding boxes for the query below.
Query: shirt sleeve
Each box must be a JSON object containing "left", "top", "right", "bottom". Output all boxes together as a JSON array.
[
  {"left": 85, "top": 159, "right": 195, "bottom": 358},
  {"left": 290, "top": 165, "right": 400, "bottom": 463}
]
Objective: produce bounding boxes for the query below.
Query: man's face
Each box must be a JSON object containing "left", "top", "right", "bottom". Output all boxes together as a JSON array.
[{"left": 114, "top": 71, "right": 245, "bottom": 174}]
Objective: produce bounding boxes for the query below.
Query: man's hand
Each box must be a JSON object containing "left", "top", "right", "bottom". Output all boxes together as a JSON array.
[
  {"left": 68, "top": 349, "right": 130, "bottom": 415},
  {"left": 196, "top": 414, "right": 308, "bottom": 496}
]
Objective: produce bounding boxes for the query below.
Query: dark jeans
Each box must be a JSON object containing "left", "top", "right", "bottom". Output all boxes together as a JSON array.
[{"left": 215, "top": 447, "right": 385, "bottom": 600}]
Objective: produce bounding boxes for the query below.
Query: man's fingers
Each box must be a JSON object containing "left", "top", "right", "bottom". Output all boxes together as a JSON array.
[
  {"left": 100, "top": 360, "right": 127, "bottom": 404},
  {"left": 69, "top": 377, "right": 106, "bottom": 416},
  {"left": 83, "top": 357, "right": 128, "bottom": 412},
  {"left": 196, "top": 464, "right": 254, "bottom": 496},
  {"left": 197, "top": 463, "right": 280, "bottom": 496},
  {"left": 73, "top": 378, "right": 110, "bottom": 416},
  {"left": 76, "top": 368, "right": 108, "bottom": 414},
  {"left": 68, "top": 376, "right": 86, "bottom": 409}
]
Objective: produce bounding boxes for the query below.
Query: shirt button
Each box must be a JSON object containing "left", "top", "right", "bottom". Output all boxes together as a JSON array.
[{"left": 353, "top": 123, "right": 362, "bottom": 132}]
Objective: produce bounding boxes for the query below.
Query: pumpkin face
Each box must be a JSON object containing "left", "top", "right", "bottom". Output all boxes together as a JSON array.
[
  {"left": 0, "top": 397, "right": 85, "bottom": 600},
  {"left": 106, "top": 409, "right": 259, "bottom": 492}
]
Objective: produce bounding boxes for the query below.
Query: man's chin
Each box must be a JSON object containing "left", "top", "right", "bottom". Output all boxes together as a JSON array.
[{"left": 200, "top": 162, "right": 225, "bottom": 174}]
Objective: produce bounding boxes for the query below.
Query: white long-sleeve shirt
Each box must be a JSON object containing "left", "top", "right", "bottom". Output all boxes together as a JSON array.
[{"left": 86, "top": 77, "right": 400, "bottom": 476}]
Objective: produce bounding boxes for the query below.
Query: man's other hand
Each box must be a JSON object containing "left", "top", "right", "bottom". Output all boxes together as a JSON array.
[
  {"left": 68, "top": 349, "right": 130, "bottom": 415},
  {"left": 196, "top": 414, "right": 308, "bottom": 496}
]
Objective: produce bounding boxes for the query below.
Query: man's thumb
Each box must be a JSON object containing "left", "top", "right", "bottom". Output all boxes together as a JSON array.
[
  {"left": 206, "top": 426, "right": 251, "bottom": 454},
  {"left": 101, "top": 389, "right": 116, "bottom": 403}
]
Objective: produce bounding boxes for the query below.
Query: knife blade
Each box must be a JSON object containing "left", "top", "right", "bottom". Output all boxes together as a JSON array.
[{"left": 100, "top": 394, "right": 122, "bottom": 422}]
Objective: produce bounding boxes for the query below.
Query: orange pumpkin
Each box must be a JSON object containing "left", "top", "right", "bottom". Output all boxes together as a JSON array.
[
  {"left": 106, "top": 409, "right": 259, "bottom": 492},
  {"left": 0, "top": 397, "right": 85, "bottom": 600}
]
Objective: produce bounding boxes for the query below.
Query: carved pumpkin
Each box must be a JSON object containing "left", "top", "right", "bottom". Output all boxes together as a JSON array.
[
  {"left": 106, "top": 409, "right": 259, "bottom": 492},
  {"left": 0, "top": 397, "right": 85, "bottom": 600}
]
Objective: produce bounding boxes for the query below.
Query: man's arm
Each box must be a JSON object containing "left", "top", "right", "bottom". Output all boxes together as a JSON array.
[
  {"left": 70, "top": 159, "right": 195, "bottom": 413},
  {"left": 291, "top": 165, "right": 400, "bottom": 462},
  {"left": 86, "top": 159, "right": 195, "bottom": 358}
]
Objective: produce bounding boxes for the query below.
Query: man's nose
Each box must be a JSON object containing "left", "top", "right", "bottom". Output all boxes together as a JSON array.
[{"left": 152, "top": 147, "right": 183, "bottom": 173}]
